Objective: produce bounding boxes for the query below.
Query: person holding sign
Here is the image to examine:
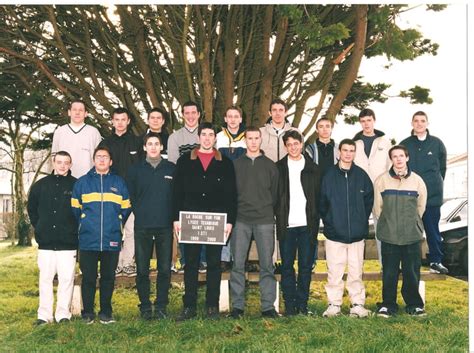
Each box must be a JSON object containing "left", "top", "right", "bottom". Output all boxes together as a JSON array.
[
  {"left": 126, "top": 132, "right": 175, "bottom": 320},
  {"left": 173, "top": 122, "right": 237, "bottom": 321},
  {"left": 229, "top": 127, "right": 280, "bottom": 319}
]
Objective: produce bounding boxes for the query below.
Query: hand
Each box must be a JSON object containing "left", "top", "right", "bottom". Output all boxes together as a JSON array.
[
  {"left": 173, "top": 221, "right": 181, "bottom": 240},
  {"left": 224, "top": 223, "right": 233, "bottom": 241}
]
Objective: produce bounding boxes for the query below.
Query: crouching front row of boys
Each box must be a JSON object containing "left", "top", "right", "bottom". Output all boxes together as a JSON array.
[{"left": 28, "top": 124, "right": 428, "bottom": 325}]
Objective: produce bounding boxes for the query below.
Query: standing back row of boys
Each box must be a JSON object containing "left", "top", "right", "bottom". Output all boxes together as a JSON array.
[{"left": 28, "top": 98, "right": 447, "bottom": 325}]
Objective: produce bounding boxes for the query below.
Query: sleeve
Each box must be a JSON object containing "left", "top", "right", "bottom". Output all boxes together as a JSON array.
[
  {"left": 71, "top": 180, "right": 83, "bottom": 221},
  {"left": 51, "top": 128, "right": 59, "bottom": 154},
  {"left": 224, "top": 160, "right": 237, "bottom": 225},
  {"left": 439, "top": 139, "right": 447, "bottom": 180},
  {"left": 313, "top": 165, "right": 322, "bottom": 218},
  {"left": 364, "top": 174, "right": 374, "bottom": 221},
  {"left": 373, "top": 176, "right": 383, "bottom": 219},
  {"left": 172, "top": 157, "right": 185, "bottom": 221},
  {"left": 27, "top": 182, "right": 40, "bottom": 228},
  {"left": 125, "top": 166, "right": 136, "bottom": 212},
  {"left": 167, "top": 133, "right": 179, "bottom": 164},
  {"left": 270, "top": 163, "right": 279, "bottom": 209},
  {"left": 93, "top": 128, "right": 103, "bottom": 150},
  {"left": 305, "top": 143, "right": 315, "bottom": 161},
  {"left": 119, "top": 179, "right": 131, "bottom": 225},
  {"left": 417, "top": 177, "right": 428, "bottom": 217},
  {"left": 319, "top": 175, "right": 329, "bottom": 219}
]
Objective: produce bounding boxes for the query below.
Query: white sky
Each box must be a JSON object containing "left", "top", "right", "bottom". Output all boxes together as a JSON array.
[{"left": 331, "top": 4, "right": 467, "bottom": 156}]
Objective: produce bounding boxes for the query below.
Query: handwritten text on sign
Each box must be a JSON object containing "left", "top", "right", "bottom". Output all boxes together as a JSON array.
[{"left": 179, "top": 211, "right": 227, "bottom": 245}]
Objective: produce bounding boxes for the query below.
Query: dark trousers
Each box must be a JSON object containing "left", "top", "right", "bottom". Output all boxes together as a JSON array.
[
  {"left": 422, "top": 206, "right": 443, "bottom": 263},
  {"left": 279, "top": 226, "right": 316, "bottom": 311},
  {"left": 183, "top": 243, "right": 222, "bottom": 308},
  {"left": 381, "top": 241, "right": 424, "bottom": 312},
  {"left": 179, "top": 243, "right": 206, "bottom": 266},
  {"left": 79, "top": 250, "right": 119, "bottom": 318},
  {"left": 135, "top": 228, "right": 172, "bottom": 312}
]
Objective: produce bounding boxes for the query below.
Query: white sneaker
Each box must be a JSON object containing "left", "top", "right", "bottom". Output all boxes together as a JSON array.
[
  {"left": 322, "top": 304, "right": 341, "bottom": 317},
  {"left": 115, "top": 266, "right": 123, "bottom": 276},
  {"left": 350, "top": 304, "right": 371, "bottom": 318}
]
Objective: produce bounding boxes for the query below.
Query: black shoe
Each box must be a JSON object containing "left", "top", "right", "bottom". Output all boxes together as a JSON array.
[
  {"left": 154, "top": 308, "right": 168, "bottom": 320},
  {"left": 274, "top": 262, "right": 282, "bottom": 274},
  {"left": 58, "top": 318, "right": 70, "bottom": 324},
  {"left": 99, "top": 314, "right": 116, "bottom": 324},
  {"left": 82, "top": 316, "right": 94, "bottom": 325},
  {"left": 406, "top": 307, "right": 427, "bottom": 317},
  {"left": 262, "top": 309, "right": 281, "bottom": 318},
  {"left": 206, "top": 306, "right": 220, "bottom": 319},
  {"left": 140, "top": 310, "right": 153, "bottom": 321},
  {"left": 221, "top": 261, "right": 232, "bottom": 272},
  {"left": 430, "top": 262, "right": 449, "bottom": 274},
  {"left": 298, "top": 307, "right": 314, "bottom": 316},
  {"left": 285, "top": 306, "right": 297, "bottom": 317},
  {"left": 34, "top": 319, "right": 48, "bottom": 327},
  {"left": 228, "top": 308, "right": 244, "bottom": 319},
  {"left": 177, "top": 307, "right": 197, "bottom": 322}
]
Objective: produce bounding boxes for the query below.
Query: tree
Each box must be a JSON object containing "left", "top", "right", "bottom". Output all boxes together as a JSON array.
[{"left": 0, "top": 4, "right": 442, "bottom": 141}]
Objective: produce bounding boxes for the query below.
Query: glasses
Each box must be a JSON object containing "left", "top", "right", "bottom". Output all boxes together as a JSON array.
[{"left": 95, "top": 155, "right": 110, "bottom": 160}]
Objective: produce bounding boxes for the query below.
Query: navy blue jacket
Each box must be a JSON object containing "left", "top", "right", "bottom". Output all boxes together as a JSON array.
[
  {"left": 320, "top": 163, "right": 374, "bottom": 244},
  {"left": 126, "top": 159, "right": 175, "bottom": 230},
  {"left": 27, "top": 171, "right": 78, "bottom": 250},
  {"left": 400, "top": 131, "right": 446, "bottom": 207},
  {"left": 71, "top": 168, "right": 131, "bottom": 252}
]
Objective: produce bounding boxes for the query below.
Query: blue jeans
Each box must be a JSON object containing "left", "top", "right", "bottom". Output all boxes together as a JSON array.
[
  {"left": 381, "top": 241, "right": 424, "bottom": 312},
  {"left": 279, "top": 226, "right": 316, "bottom": 311},
  {"left": 422, "top": 206, "right": 443, "bottom": 263}
]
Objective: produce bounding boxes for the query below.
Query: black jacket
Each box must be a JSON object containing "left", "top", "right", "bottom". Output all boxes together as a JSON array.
[
  {"left": 99, "top": 130, "right": 143, "bottom": 178},
  {"left": 126, "top": 159, "right": 175, "bottom": 230},
  {"left": 320, "top": 163, "right": 374, "bottom": 244},
  {"left": 172, "top": 148, "right": 237, "bottom": 225},
  {"left": 275, "top": 155, "right": 321, "bottom": 243},
  {"left": 27, "top": 171, "right": 78, "bottom": 250}
]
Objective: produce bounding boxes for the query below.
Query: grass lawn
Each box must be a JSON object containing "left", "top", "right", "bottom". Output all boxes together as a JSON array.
[{"left": 0, "top": 241, "right": 468, "bottom": 352}]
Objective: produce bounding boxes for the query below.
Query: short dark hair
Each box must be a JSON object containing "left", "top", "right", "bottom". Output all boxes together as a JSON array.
[
  {"left": 143, "top": 132, "right": 163, "bottom": 146},
  {"left": 53, "top": 150, "right": 72, "bottom": 162},
  {"left": 225, "top": 105, "right": 242, "bottom": 117},
  {"left": 148, "top": 107, "right": 168, "bottom": 125},
  {"left": 316, "top": 117, "right": 334, "bottom": 128},
  {"left": 93, "top": 146, "right": 112, "bottom": 160},
  {"left": 412, "top": 111, "right": 428, "bottom": 121},
  {"left": 68, "top": 99, "right": 86, "bottom": 111},
  {"left": 182, "top": 101, "right": 200, "bottom": 114},
  {"left": 283, "top": 130, "right": 303, "bottom": 144},
  {"left": 112, "top": 107, "right": 130, "bottom": 120},
  {"left": 244, "top": 126, "right": 261, "bottom": 137},
  {"left": 269, "top": 98, "right": 288, "bottom": 112},
  {"left": 198, "top": 122, "right": 216, "bottom": 136},
  {"left": 389, "top": 145, "right": 409, "bottom": 159},
  {"left": 358, "top": 108, "right": 376, "bottom": 120},
  {"left": 339, "top": 138, "right": 356, "bottom": 151}
]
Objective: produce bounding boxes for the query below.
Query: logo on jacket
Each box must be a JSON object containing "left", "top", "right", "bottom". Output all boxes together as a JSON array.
[
  {"left": 165, "top": 175, "right": 173, "bottom": 180},
  {"left": 110, "top": 187, "right": 118, "bottom": 192},
  {"left": 110, "top": 241, "right": 119, "bottom": 247},
  {"left": 130, "top": 151, "right": 137, "bottom": 154},
  {"left": 427, "top": 151, "right": 433, "bottom": 155}
]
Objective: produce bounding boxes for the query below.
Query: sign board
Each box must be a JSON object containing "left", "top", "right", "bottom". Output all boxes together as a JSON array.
[{"left": 178, "top": 211, "right": 227, "bottom": 245}]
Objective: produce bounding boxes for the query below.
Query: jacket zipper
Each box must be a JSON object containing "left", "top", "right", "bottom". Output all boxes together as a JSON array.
[
  {"left": 100, "top": 174, "right": 104, "bottom": 251},
  {"left": 345, "top": 171, "right": 351, "bottom": 241}
]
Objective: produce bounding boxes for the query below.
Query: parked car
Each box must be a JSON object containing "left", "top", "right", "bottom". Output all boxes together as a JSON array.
[{"left": 439, "top": 198, "right": 468, "bottom": 274}]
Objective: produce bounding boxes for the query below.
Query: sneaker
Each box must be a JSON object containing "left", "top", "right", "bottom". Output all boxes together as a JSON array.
[
  {"left": 376, "top": 306, "right": 393, "bottom": 318},
  {"left": 298, "top": 307, "right": 314, "bottom": 316},
  {"left": 274, "top": 262, "right": 282, "bottom": 275},
  {"left": 206, "top": 306, "right": 220, "bottom": 319},
  {"left": 284, "top": 306, "right": 297, "bottom": 317},
  {"left": 171, "top": 264, "right": 178, "bottom": 273},
  {"left": 99, "top": 314, "right": 116, "bottom": 324},
  {"left": 220, "top": 261, "right": 232, "bottom": 272},
  {"left": 228, "top": 308, "right": 244, "bottom": 319},
  {"left": 261, "top": 309, "right": 281, "bottom": 318},
  {"left": 115, "top": 266, "right": 123, "bottom": 276},
  {"left": 198, "top": 263, "right": 207, "bottom": 273},
  {"left": 350, "top": 304, "right": 371, "bottom": 318},
  {"left": 178, "top": 264, "right": 185, "bottom": 274},
  {"left": 407, "top": 307, "right": 427, "bottom": 317},
  {"left": 34, "top": 319, "right": 48, "bottom": 327},
  {"left": 58, "top": 318, "right": 70, "bottom": 324},
  {"left": 176, "top": 307, "right": 197, "bottom": 322},
  {"left": 430, "top": 262, "right": 449, "bottom": 274},
  {"left": 123, "top": 265, "right": 137, "bottom": 277},
  {"left": 140, "top": 311, "right": 153, "bottom": 321},
  {"left": 82, "top": 316, "right": 94, "bottom": 325},
  {"left": 323, "top": 304, "right": 341, "bottom": 318},
  {"left": 154, "top": 308, "right": 168, "bottom": 320}
]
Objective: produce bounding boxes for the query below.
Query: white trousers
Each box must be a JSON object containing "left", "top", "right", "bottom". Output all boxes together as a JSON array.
[
  {"left": 37, "top": 249, "right": 77, "bottom": 322},
  {"left": 118, "top": 212, "right": 135, "bottom": 267},
  {"left": 325, "top": 239, "right": 366, "bottom": 306}
]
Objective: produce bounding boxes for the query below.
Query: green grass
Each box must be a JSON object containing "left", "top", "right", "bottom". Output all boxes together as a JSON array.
[{"left": 0, "top": 242, "right": 468, "bottom": 352}]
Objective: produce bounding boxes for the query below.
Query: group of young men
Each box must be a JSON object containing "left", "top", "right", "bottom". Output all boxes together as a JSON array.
[{"left": 27, "top": 98, "right": 447, "bottom": 325}]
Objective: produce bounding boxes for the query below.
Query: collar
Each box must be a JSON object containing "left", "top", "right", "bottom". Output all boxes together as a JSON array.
[
  {"left": 389, "top": 166, "right": 412, "bottom": 179},
  {"left": 190, "top": 147, "right": 222, "bottom": 161}
]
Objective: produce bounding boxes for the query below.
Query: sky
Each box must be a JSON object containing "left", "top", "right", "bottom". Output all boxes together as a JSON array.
[{"left": 329, "top": 4, "right": 467, "bottom": 156}]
